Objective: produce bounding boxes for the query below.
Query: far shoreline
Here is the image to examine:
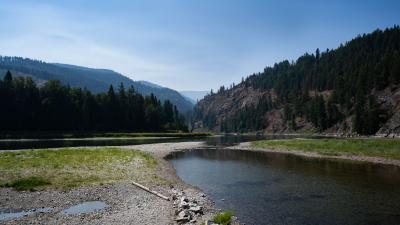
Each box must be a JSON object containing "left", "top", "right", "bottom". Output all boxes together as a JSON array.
[
  {"left": 0, "top": 131, "right": 212, "bottom": 140},
  {"left": 230, "top": 142, "right": 400, "bottom": 167}
]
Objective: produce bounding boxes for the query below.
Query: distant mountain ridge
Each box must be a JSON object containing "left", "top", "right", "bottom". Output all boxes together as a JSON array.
[
  {"left": 0, "top": 57, "right": 193, "bottom": 112},
  {"left": 180, "top": 90, "right": 208, "bottom": 104},
  {"left": 137, "top": 80, "right": 164, "bottom": 89}
]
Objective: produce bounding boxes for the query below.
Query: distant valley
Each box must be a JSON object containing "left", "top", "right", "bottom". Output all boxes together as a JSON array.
[
  {"left": 0, "top": 57, "right": 194, "bottom": 113},
  {"left": 179, "top": 90, "right": 208, "bottom": 104}
]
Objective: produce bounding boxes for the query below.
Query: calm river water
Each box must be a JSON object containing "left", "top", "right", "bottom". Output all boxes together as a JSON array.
[{"left": 168, "top": 148, "right": 400, "bottom": 225}]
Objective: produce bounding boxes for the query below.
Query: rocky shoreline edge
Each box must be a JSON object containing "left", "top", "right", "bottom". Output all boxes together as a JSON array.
[{"left": 133, "top": 141, "right": 240, "bottom": 225}]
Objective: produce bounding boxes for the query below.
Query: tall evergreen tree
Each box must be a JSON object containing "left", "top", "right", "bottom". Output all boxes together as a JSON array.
[
  {"left": 3, "top": 70, "right": 12, "bottom": 85},
  {"left": 0, "top": 71, "right": 187, "bottom": 132}
]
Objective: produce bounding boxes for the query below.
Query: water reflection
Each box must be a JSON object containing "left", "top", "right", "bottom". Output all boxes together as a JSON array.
[
  {"left": 204, "top": 134, "right": 324, "bottom": 146},
  {"left": 168, "top": 148, "right": 400, "bottom": 225},
  {"left": 61, "top": 201, "right": 109, "bottom": 215},
  {"left": 0, "top": 208, "right": 52, "bottom": 221}
]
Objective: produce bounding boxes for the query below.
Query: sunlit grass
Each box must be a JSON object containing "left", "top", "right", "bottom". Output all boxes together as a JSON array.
[
  {"left": 252, "top": 138, "right": 400, "bottom": 159},
  {"left": 0, "top": 147, "right": 161, "bottom": 190},
  {"left": 212, "top": 211, "right": 234, "bottom": 225}
]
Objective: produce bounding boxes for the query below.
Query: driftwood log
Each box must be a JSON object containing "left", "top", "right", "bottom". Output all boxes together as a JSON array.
[{"left": 132, "top": 181, "right": 170, "bottom": 201}]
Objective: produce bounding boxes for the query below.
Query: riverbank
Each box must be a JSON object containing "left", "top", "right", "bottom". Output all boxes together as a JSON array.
[
  {"left": 0, "top": 142, "right": 222, "bottom": 225},
  {"left": 0, "top": 132, "right": 212, "bottom": 139},
  {"left": 232, "top": 139, "right": 400, "bottom": 167}
]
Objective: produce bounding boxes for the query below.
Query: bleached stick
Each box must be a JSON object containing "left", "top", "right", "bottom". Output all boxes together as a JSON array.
[{"left": 132, "top": 181, "right": 170, "bottom": 201}]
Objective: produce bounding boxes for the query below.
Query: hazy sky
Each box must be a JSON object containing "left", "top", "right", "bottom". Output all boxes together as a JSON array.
[{"left": 0, "top": 0, "right": 399, "bottom": 91}]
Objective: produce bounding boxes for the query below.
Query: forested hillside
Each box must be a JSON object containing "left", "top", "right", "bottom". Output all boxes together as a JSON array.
[
  {"left": 0, "top": 71, "right": 187, "bottom": 132},
  {"left": 0, "top": 58, "right": 193, "bottom": 113},
  {"left": 193, "top": 26, "right": 400, "bottom": 136}
]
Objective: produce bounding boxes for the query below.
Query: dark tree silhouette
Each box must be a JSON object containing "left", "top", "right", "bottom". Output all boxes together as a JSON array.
[{"left": 0, "top": 72, "right": 188, "bottom": 132}]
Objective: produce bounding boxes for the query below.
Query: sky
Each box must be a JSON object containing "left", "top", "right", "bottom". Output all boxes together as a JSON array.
[{"left": 0, "top": 0, "right": 399, "bottom": 91}]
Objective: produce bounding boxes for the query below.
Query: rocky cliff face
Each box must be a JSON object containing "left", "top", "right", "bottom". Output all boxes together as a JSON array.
[
  {"left": 194, "top": 84, "right": 267, "bottom": 131},
  {"left": 375, "top": 87, "right": 400, "bottom": 136},
  {"left": 194, "top": 84, "right": 400, "bottom": 136},
  {"left": 194, "top": 84, "right": 293, "bottom": 133}
]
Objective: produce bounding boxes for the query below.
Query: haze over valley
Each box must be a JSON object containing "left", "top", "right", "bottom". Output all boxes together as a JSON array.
[{"left": 1, "top": 1, "right": 400, "bottom": 225}]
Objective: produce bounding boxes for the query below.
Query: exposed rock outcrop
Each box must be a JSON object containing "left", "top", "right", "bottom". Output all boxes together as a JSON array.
[{"left": 194, "top": 84, "right": 400, "bottom": 136}]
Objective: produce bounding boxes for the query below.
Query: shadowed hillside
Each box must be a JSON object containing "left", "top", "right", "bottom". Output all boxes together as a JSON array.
[{"left": 193, "top": 26, "right": 400, "bottom": 136}]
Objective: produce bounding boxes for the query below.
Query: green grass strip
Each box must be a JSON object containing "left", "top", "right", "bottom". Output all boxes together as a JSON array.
[
  {"left": 0, "top": 147, "right": 160, "bottom": 190},
  {"left": 252, "top": 138, "right": 400, "bottom": 160}
]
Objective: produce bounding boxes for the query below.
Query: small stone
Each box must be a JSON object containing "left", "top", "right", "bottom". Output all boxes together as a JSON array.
[
  {"left": 189, "top": 206, "right": 203, "bottom": 214},
  {"left": 176, "top": 210, "right": 191, "bottom": 223},
  {"left": 179, "top": 201, "right": 189, "bottom": 209},
  {"left": 181, "top": 196, "right": 189, "bottom": 202},
  {"left": 174, "top": 209, "right": 180, "bottom": 215}
]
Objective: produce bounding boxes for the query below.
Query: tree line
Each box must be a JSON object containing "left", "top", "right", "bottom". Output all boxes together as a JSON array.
[
  {"left": 198, "top": 26, "right": 400, "bottom": 135},
  {"left": 0, "top": 71, "right": 187, "bottom": 132}
]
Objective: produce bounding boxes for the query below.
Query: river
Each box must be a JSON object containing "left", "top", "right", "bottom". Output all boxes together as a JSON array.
[{"left": 168, "top": 147, "right": 400, "bottom": 225}]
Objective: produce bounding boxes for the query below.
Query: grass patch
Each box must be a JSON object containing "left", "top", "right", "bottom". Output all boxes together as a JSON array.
[
  {"left": 213, "top": 211, "right": 234, "bottom": 225},
  {"left": 0, "top": 147, "right": 161, "bottom": 190},
  {"left": 252, "top": 138, "right": 400, "bottom": 160},
  {"left": 1, "top": 177, "right": 50, "bottom": 191}
]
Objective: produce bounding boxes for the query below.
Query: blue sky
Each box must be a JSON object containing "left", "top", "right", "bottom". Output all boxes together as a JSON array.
[{"left": 0, "top": 0, "right": 399, "bottom": 91}]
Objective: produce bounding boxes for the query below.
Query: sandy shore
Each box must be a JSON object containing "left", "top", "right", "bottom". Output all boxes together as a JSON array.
[
  {"left": 0, "top": 142, "right": 220, "bottom": 225},
  {"left": 230, "top": 142, "right": 400, "bottom": 167}
]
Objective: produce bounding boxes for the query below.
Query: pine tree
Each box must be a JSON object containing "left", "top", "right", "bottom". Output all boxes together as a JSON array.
[
  {"left": 353, "top": 77, "right": 366, "bottom": 134},
  {"left": 3, "top": 70, "right": 12, "bottom": 85},
  {"left": 316, "top": 95, "right": 327, "bottom": 131}
]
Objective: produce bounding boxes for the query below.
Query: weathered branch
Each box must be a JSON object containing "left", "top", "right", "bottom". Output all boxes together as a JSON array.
[{"left": 132, "top": 181, "right": 170, "bottom": 201}]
